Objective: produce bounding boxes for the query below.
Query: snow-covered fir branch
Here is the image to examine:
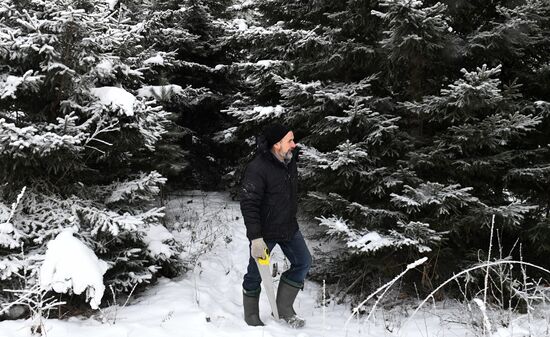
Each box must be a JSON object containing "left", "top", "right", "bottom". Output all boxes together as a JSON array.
[
  {"left": 317, "top": 215, "right": 444, "bottom": 254},
  {"left": 390, "top": 182, "right": 480, "bottom": 215}
]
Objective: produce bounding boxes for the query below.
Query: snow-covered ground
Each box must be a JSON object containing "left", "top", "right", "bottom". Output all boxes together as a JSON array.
[{"left": 1, "top": 192, "right": 549, "bottom": 337}]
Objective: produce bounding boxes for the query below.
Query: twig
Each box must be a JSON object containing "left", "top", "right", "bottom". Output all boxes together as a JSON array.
[
  {"left": 401, "top": 260, "right": 550, "bottom": 336},
  {"left": 345, "top": 257, "right": 428, "bottom": 328},
  {"left": 482, "top": 214, "right": 495, "bottom": 336}
]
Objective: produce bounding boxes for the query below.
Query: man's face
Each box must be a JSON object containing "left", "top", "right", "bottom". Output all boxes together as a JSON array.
[{"left": 273, "top": 131, "right": 296, "bottom": 160}]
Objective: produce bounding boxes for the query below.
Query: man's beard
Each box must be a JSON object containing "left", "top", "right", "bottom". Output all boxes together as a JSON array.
[{"left": 283, "top": 150, "right": 293, "bottom": 163}]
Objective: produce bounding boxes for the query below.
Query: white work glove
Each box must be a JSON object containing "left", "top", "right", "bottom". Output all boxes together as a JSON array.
[{"left": 251, "top": 238, "right": 268, "bottom": 259}]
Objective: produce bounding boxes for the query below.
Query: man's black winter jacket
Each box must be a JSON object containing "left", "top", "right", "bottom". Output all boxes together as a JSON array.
[{"left": 240, "top": 146, "right": 299, "bottom": 241}]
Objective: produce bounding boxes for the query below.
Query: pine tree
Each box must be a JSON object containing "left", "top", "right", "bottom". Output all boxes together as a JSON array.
[
  {"left": 401, "top": 59, "right": 547, "bottom": 277},
  {"left": 458, "top": 0, "right": 550, "bottom": 258}
]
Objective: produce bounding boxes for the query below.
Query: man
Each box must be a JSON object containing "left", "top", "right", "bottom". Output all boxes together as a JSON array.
[{"left": 240, "top": 123, "right": 312, "bottom": 328}]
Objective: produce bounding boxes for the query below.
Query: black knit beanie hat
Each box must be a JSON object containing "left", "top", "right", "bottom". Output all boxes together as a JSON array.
[{"left": 264, "top": 123, "right": 290, "bottom": 148}]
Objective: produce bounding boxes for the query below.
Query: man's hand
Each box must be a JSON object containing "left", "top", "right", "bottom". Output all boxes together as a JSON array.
[{"left": 251, "top": 238, "right": 268, "bottom": 259}]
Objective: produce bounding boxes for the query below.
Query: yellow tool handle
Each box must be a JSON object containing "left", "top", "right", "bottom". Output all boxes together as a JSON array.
[{"left": 257, "top": 248, "right": 270, "bottom": 265}]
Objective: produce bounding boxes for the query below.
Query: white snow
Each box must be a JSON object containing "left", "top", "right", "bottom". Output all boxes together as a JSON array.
[
  {"left": 0, "top": 71, "right": 42, "bottom": 99},
  {"left": 0, "top": 256, "right": 24, "bottom": 281},
  {"left": 253, "top": 105, "right": 284, "bottom": 119},
  {"left": 226, "top": 105, "right": 285, "bottom": 122},
  {"left": 233, "top": 18, "right": 248, "bottom": 30},
  {"left": 2, "top": 192, "right": 550, "bottom": 337},
  {"left": 91, "top": 86, "right": 136, "bottom": 116},
  {"left": 40, "top": 230, "right": 109, "bottom": 309},
  {"left": 256, "top": 60, "right": 276, "bottom": 67},
  {"left": 95, "top": 59, "right": 115, "bottom": 77},
  {"left": 317, "top": 215, "right": 354, "bottom": 237},
  {"left": 0, "top": 222, "right": 20, "bottom": 249},
  {"left": 137, "top": 85, "right": 183, "bottom": 98},
  {"left": 105, "top": 171, "right": 166, "bottom": 205},
  {"left": 144, "top": 224, "right": 175, "bottom": 259},
  {"left": 1, "top": 75, "right": 24, "bottom": 99},
  {"left": 229, "top": 1, "right": 255, "bottom": 11},
  {"left": 104, "top": 0, "right": 118, "bottom": 10},
  {"left": 0, "top": 187, "right": 25, "bottom": 249},
  {"left": 492, "top": 326, "right": 531, "bottom": 337},
  {"left": 348, "top": 231, "right": 395, "bottom": 252},
  {"left": 143, "top": 54, "right": 165, "bottom": 66},
  {"left": 212, "top": 126, "right": 238, "bottom": 143}
]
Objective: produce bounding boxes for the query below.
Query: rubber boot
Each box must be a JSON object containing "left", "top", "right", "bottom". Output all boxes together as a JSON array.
[
  {"left": 243, "top": 291, "right": 264, "bottom": 326},
  {"left": 276, "top": 279, "right": 305, "bottom": 328}
]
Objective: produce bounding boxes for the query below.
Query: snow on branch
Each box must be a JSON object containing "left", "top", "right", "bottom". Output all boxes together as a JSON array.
[
  {"left": 0, "top": 118, "right": 87, "bottom": 157},
  {"left": 347, "top": 201, "right": 405, "bottom": 225},
  {"left": 347, "top": 229, "right": 433, "bottom": 253},
  {"left": 142, "top": 51, "right": 178, "bottom": 67},
  {"left": 483, "top": 202, "right": 537, "bottom": 228},
  {"left": 0, "top": 256, "right": 26, "bottom": 281},
  {"left": 444, "top": 111, "right": 542, "bottom": 151},
  {"left": 40, "top": 230, "right": 109, "bottom": 309},
  {"left": 137, "top": 84, "right": 184, "bottom": 100},
  {"left": 143, "top": 224, "right": 177, "bottom": 260},
  {"left": 0, "top": 70, "right": 43, "bottom": 99},
  {"left": 403, "top": 64, "right": 504, "bottom": 123},
  {"left": 0, "top": 187, "right": 179, "bottom": 299},
  {"left": 91, "top": 87, "right": 136, "bottom": 117},
  {"left": 0, "top": 187, "right": 26, "bottom": 249},
  {"left": 300, "top": 141, "right": 369, "bottom": 179},
  {"left": 298, "top": 144, "right": 330, "bottom": 179},
  {"left": 324, "top": 140, "right": 369, "bottom": 171},
  {"left": 76, "top": 204, "right": 165, "bottom": 237},
  {"left": 507, "top": 164, "right": 550, "bottom": 183},
  {"left": 138, "top": 84, "right": 212, "bottom": 103},
  {"left": 224, "top": 60, "right": 288, "bottom": 71},
  {"left": 92, "top": 58, "right": 143, "bottom": 83},
  {"left": 83, "top": 111, "right": 120, "bottom": 153},
  {"left": 317, "top": 215, "right": 443, "bottom": 254},
  {"left": 394, "top": 220, "right": 446, "bottom": 251},
  {"left": 277, "top": 77, "right": 345, "bottom": 106},
  {"left": 442, "top": 64, "right": 503, "bottom": 108},
  {"left": 224, "top": 20, "right": 318, "bottom": 44},
  {"left": 391, "top": 182, "right": 480, "bottom": 215},
  {"left": 323, "top": 102, "right": 402, "bottom": 146},
  {"left": 274, "top": 77, "right": 380, "bottom": 127},
  {"left": 316, "top": 215, "right": 355, "bottom": 238},
  {"left": 89, "top": 92, "right": 172, "bottom": 151},
  {"left": 224, "top": 105, "right": 285, "bottom": 123},
  {"left": 212, "top": 126, "right": 238, "bottom": 144},
  {"left": 105, "top": 171, "right": 167, "bottom": 205},
  {"left": 133, "top": 100, "right": 171, "bottom": 151}
]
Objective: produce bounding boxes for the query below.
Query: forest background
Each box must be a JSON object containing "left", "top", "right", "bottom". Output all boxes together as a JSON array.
[{"left": 1, "top": 0, "right": 550, "bottom": 318}]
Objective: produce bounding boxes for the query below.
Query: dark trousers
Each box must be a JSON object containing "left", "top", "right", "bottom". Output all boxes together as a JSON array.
[{"left": 243, "top": 230, "right": 312, "bottom": 292}]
